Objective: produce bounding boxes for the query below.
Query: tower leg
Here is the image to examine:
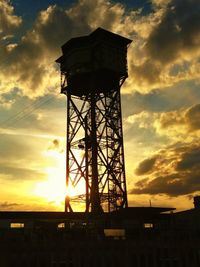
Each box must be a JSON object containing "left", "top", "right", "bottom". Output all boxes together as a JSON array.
[{"left": 90, "top": 94, "right": 103, "bottom": 213}]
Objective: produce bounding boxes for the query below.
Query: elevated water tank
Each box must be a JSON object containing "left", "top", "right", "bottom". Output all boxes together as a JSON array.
[{"left": 56, "top": 28, "right": 132, "bottom": 96}]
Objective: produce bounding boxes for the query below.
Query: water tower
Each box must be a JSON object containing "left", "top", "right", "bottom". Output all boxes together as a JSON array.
[{"left": 56, "top": 28, "right": 132, "bottom": 213}]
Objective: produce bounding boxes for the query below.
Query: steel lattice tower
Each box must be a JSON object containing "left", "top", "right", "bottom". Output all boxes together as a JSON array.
[{"left": 56, "top": 28, "right": 132, "bottom": 213}]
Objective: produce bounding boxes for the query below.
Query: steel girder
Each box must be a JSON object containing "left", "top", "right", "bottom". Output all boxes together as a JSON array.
[{"left": 65, "top": 88, "right": 127, "bottom": 213}]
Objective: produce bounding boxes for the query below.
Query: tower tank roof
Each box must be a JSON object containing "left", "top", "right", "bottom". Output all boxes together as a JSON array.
[{"left": 56, "top": 27, "right": 132, "bottom": 63}]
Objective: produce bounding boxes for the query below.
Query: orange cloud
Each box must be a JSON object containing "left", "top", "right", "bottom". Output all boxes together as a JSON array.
[{"left": 131, "top": 142, "right": 200, "bottom": 197}]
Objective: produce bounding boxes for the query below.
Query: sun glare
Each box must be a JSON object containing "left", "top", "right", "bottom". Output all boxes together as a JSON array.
[
  {"left": 33, "top": 167, "right": 66, "bottom": 205},
  {"left": 32, "top": 149, "right": 85, "bottom": 209}
]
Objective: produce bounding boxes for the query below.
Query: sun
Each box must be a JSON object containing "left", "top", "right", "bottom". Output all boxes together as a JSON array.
[
  {"left": 33, "top": 167, "right": 66, "bottom": 205},
  {"left": 32, "top": 149, "right": 85, "bottom": 209}
]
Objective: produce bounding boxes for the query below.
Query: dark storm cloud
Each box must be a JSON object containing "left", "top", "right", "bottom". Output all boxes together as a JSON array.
[
  {"left": 135, "top": 156, "right": 157, "bottom": 175},
  {"left": 131, "top": 144, "right": 200, "bottom": 196},
  {"left": 146, "top": 0, "right": 200, "bottom": 64}
]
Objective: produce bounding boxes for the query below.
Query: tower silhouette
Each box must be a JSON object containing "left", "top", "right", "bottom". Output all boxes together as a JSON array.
[{"left": 56, "top": 28, "right": 132, "bottom": 213}]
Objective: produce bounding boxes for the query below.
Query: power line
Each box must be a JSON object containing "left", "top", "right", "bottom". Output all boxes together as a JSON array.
[{"left": 0, "top": 94, "right": 59, "bottom": 129}]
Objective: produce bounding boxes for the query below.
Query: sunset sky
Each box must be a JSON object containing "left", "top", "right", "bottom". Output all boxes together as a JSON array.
[{"left": 0, "top": 0, "right": 200, "bottom": 211}]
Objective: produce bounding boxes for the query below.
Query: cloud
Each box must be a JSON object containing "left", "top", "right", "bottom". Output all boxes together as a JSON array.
[
  {"left": 124, "top": 103, "right": 200, "bottom": 144},
  {"left": 176, "top": 148, "right": 200, "bottom": 171},
  {"left": 135, "top": 156, "right": 157, "bottom": 175},
  {"left": 0, "top": 4, "right": 81, "bottom": 96},
  {"left": 122, "top": 82, "right": 200, "bottom": 117},
  {"left": 154, "top": 104, "right": 200, "bottom": 141},
  {"left": 132, "top": 172, "right": 200, "bottom": 196},
  {"left": 0, "top": 90, "right": 68, "bottom": 141},
  {"left": 126, "top": 0, "right": 200, "bottom": 92},
  {"left": 155, "top": 110, "right": 185, "bottom": 129},
  {"left": 52, "top": 139, "right": 59, "bottom": 148},
  {"left": 0, "top": 163, "right": 46, "bottom": 181},
  {"left": 124, "top": 102, "right": 200, "bottom": 150},
  {"left": 0, "top": 0, "right": 136, "bottom": 97},
  {"left": 1, "top": 0, "right": 200, "bottom": 211},
  {"left": 130, "top": 60, "right": 162, "bottom": 88},
  {"left": 0, "top": 132, "right": 59, "bottom": 177},
  {"left": 0, "top": 133, "right": 39, "bottom": 161},
  {"left": 152, "top": 0, "right": 171, "bottom": 8},
  {"left": 147, "top": 0, "right": 200, "bottom": 65},
  {"left": 48, "top": 138, "right": 64, "bottom": 153},
  {"left": 67, "top": 0, "right": 126, "bottom": 33},
  {"left": 0, "top": 201, "right": 20, "bottom": 210},
  {"left": 0, "top": 0, "right": 22, "bottom": 37},
  {"left": 1, "top": 0, "right": 200, "bottom": 97},
  {"left": 131, "top": 143, "right": 200, "bottom": 197},
  {"left": 185, "top": 104, "right": 200, "bottom": 131}
]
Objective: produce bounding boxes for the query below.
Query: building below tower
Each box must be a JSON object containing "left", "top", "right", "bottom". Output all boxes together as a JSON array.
[{"left": 0, "top": 202, "right": 200, "bottom": 266}]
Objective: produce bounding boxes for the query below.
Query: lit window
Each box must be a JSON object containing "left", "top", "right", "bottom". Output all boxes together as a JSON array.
[
  {"left": 58, "top": 223, "right": 65, "bottom": 228},
  {"left": 104, "top": 229, "right": 125, "bottom": 238},
  {"left": 10, "top": 223, "right": 24, "bottom": 228},
  {"left": 144, "top": 223, "right": 153, "bottom": 228}
]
